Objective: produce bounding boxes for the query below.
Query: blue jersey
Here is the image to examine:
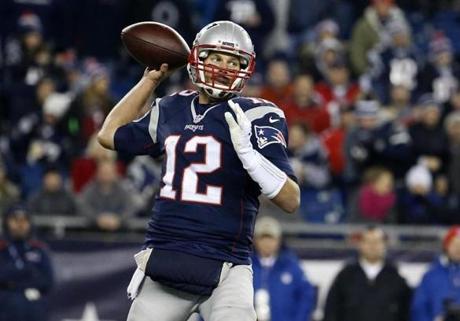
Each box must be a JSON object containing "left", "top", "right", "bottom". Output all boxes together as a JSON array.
[{"left": 114, "top": 91, "right": 295, "bottom": 264}]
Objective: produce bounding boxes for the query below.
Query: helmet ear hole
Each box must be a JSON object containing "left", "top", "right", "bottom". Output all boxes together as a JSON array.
[{"left": 198, "top": 50, "right": 209, "bottom": 60}]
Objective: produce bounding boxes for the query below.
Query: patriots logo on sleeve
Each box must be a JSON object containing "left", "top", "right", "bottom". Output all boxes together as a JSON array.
[{"left": 254, "top": 125, "right": 287, "bottom": 149}]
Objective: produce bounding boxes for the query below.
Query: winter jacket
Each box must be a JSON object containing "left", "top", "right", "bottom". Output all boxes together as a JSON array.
[
  {"left": 411, "top": 257, "right": 460, "bottom": 321},
  {"left": 0, "top": 238, "right": 54, "bottom": 321},
  {"left": 252, "top": 250, "right": 316, "bottom": 321},
  {"left": 324, "top": 260, "right": 412, "bottom": 321}
]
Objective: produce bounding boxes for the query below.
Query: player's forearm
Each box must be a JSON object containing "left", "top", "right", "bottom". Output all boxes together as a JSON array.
[
  {"left": 98, "top": 78, "right": 157, "bottom": 149},
  {"left": 270, "top": 177, "right": 300, "bottom": 213}
]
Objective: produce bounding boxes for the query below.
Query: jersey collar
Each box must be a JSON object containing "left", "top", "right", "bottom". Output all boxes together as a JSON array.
[{"left": 190, "top": 95, "right": 226, "bottom": 124}]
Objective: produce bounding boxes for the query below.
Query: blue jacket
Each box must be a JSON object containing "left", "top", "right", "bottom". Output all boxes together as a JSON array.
[
  {"left": 252, "top": 249, "right": 315, "bottom": 321},
  {"left": 411, "top": 256, "right": 460, "bottom": 321},
  {"left": 0, "top": 238, "right": 54, "bottom": 321}
]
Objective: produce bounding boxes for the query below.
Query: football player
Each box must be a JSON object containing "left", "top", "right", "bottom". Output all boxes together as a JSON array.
[{"left": 98, "top": 20, "right": 300, "bottom": 321}]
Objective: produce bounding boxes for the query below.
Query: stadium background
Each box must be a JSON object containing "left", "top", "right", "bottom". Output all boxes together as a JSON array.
[{"left": 1, "top": 0, "right": 460, "bottom": 320}]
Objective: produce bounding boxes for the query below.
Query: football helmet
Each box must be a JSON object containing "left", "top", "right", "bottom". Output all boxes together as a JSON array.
[{"left": 187, "top": 21, "right": 256, "bottom": 99}]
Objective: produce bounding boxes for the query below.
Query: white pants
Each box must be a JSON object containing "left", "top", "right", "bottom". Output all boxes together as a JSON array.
[{"left": 126, "top": 264, "right": 256, "bottom": 321}]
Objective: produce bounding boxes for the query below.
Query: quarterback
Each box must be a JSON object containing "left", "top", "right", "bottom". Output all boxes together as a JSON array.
[{"left": 98, "top": 20, "right": 300, "bottom": 321}]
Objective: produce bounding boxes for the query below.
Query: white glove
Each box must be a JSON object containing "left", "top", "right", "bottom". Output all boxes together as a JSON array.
[
  {"left": 224, "top": 100, "right": 257, "bottom": 170},
  {"left": 225, "top": 100, "right": 287, "bottom": 199}
]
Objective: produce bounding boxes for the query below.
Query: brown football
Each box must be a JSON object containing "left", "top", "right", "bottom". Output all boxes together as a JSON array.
[{"left": 121, "top": 22, "right": 190, "bottom": 70}]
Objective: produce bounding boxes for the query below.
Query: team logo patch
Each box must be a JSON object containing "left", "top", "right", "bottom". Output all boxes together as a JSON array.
[{"left": 254, "top": 125, "right": 286, "bottom": 149}]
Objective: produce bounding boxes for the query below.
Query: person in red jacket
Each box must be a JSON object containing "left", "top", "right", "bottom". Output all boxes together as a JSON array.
[
  {"left": 315, "top": 59, "right": 361, "bottom": 124},
  {"left": 281, "top": 74, "right": 331, "bottom": 133}
]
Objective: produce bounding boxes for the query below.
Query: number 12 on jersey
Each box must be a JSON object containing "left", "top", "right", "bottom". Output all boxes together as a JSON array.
[{"left": 160, "top": 135, "right": 223, "bottom": 205}]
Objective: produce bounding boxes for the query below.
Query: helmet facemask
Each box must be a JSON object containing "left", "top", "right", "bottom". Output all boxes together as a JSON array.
[{"left": 187, "top": 21, "right": 256, "bottom": 99}]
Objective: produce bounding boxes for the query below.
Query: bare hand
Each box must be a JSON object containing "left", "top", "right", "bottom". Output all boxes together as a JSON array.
[
  {"left": 96, "top": 213, "right": 121, "bottom": 231},
  {"left": 143, "top": 63, "right": 170, "bottom": 87}
]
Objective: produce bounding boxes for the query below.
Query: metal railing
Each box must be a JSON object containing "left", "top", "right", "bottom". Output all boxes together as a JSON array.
[{"left": 1, "top": 215, "right": 441, "bottom": 252}]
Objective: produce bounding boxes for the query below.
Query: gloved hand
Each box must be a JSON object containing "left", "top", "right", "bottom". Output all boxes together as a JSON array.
[
  {"left": 224, "top": 99, "right": 287, "bottom": 199},
  {"left": 224, "top": 100, "right": 257, "bottom": 171}
]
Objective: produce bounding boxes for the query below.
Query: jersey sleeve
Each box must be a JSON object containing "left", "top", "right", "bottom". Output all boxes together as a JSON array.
[
  {"left": 114, "top": 98, "right": 163, "bottom": 156},
  {"left": 245, "top": 104, "right": 296, "bottom": 181}
]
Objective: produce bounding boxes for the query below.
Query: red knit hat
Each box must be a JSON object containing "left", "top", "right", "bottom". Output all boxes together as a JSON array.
[{"left": 443, "top": 226, "right": 460, "bottom": 250}]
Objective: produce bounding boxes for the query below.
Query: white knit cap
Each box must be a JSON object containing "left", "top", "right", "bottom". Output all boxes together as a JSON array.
[
  {"left": 405, "top": 165, "right": 432, "bottom": 190},
  {"left": 43, "top": 93, "right": 72, "bottom": 119}
]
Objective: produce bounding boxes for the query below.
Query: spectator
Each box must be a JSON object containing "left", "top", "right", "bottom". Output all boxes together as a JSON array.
[
  {"left": 213, "top": 0, "right": 275, "bottom": 63},
  {"left": 349, "top": 166, "right": 396, "bottom": 223},
  {"left": 8, "top": 77, "right": 56, "bottom": 164},
  {"left": 298, "top": 20, "right": 344, "bottom": 81},
  {"left": 411, "top": 226, "right": 460, "bottom": 321},
  {"left": 24, "top": 91, "right": 73, "bottom": 168},
  {"left": 289, "top": 123, "right": 345, "bottom": 223},
  {"left": 261, "top": 0, "right": 291, "bottom": 58},
  {"left": 409, "top": 95, "right": 449, "bottom": 176},
  {"left": 64, "top": 65, "right": 114, "bottom": 154},
  {"left": 350, "top": 0, "right": 409, "bottom": 76},
  {"left": 321, "top": 108, "right": 355, "bottom": 180},
  {"left": 260, "top": 58, "right": 293, "bottom": 107},
  {"left": 323, "top": 226, "right": 411, "bottom": 321},
  {"left": 70, "top": 134, "right": 124, "bottom": 193},
  {"left": 14, "top": 90, "right": 73, "bottom": 198},
  {"left": 252, "top": 216, "right": 315, "bottom": 321},
  {"left": 344, "top": 100, "right": 382, "bottom": 184},
  {"left": 0, "top": 162, "right": 20, "bottom": 216},
  {"left": 4, "top": 12, "right": 46, "bottom": 85},
  {"left": 27, "top": 168, "right": 78, "bottom": 216},
  {"left": 383, "top": 85, "right": 415, "bottom": 126},
  {"left": 443, "top": 88, "right": 460, "bottom": 123},
  {"left": 432, "top": 174, "right": 460, "bottom": 225},
  {"left": 0, "top": 205, "right": 54, "bottom": 321},
  {"left": 397, "top": 164, "right": 443, "bottom": 224},
  {"left": 417, "top": 33, "right": 460, "bottom": 104},
  {"left": 79, "top": 159, "right": 134, "bottom": 231},
  {"left": 315, "top": 58, "right": 361, "bottom": 121},
  {"left": 288, "top": 123, "right": 330, "bottom": 190},
  {"left": 281, "top": 74, "right": 330, "bottom": 132},
  {"left": 126, "top": 0, "right": 196, "bottom": 45},
  {"left": 366, "top": 20, "right": 418, "bottom": 103},
  {"left": 345, "top": 100, "right": 412, "bottom": 184}
]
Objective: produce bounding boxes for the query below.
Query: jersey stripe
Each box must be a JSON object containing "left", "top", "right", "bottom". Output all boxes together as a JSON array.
[
  {"left": 244, "top": 106, "right": 285, "bottom": 122},
  {"left": 148, "top": 98, "right": 161, "bottom": 143}
]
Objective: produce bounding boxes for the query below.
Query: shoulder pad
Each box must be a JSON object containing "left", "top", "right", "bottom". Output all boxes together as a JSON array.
[
  {"left": 231, "top": 97, "right": 285, "bottom": 122},
  {"left": 162, "top": 90, "right": 198, "bottom": 105}
]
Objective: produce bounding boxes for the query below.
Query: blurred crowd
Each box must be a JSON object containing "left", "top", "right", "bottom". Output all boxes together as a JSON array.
[{"left": 2, "top": 0, "right": 460, "bottom": 228}]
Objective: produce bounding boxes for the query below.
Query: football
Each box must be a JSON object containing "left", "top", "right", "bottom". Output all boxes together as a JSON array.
[{"left": 121, "top": 22, "right": 190, "bottom": 70}]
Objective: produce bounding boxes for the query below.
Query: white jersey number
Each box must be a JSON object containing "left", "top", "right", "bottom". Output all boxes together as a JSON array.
[{"left": 160, "top": 135, "right": 222, "bottom": 205}]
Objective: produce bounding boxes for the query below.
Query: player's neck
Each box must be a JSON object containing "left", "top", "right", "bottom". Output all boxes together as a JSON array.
[{"left": 198, "top": 91, "right": 218, "bottom": 105}]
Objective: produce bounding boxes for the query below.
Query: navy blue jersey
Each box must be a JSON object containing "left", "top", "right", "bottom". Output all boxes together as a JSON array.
[{"left": 114, "top": 91, "right": 295, "bottom": 264}]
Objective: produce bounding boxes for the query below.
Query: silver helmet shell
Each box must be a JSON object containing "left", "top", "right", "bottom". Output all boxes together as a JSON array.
[{"left": 187, "top": 21, "right": 256, "bottom": 99}]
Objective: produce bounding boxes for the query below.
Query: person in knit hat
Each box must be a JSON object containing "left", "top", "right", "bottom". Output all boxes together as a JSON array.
[
  {"left": 397, "top": 164, "right": 444, "bottom": 224},
  {"left": 251, "top": 217, "right": 315, "bottom": 321},
  {"left": 411, "top": 226, "right": 460, "bottom": 321},
  {"left": 417, "top": 33, "right": 460, "bottom": 103},
  {"left": 0, "top": 205, "right": 54, "bottom": 321}
]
